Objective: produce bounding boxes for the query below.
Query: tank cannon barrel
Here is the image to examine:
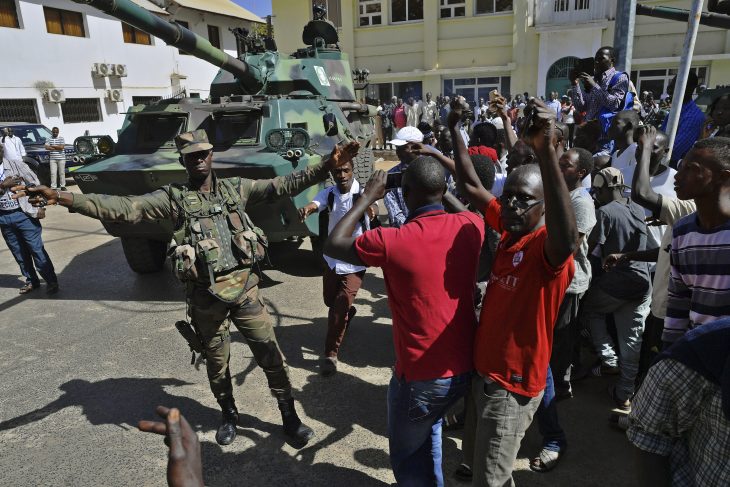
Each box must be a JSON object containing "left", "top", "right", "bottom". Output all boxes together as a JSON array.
[{"left": 71, "top": 0, "right": 260, "bottom": 90}]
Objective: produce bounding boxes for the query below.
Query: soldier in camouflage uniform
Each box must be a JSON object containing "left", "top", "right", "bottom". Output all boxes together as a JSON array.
[{"left": 17, "top": 130, "right": 360, "bottom": 447}]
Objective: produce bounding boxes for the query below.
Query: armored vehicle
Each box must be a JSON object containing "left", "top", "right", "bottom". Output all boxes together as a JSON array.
[{"left": 70, "top": 0, "right": 375, "bottom": 273}]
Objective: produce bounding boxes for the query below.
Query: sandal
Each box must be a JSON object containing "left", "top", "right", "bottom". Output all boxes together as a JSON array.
[
  {"left": 19, "top": 284, "right": 38, "bottom": 294},
  {"left": 530, "top": 447, "right": 563, "bottom": 473}
]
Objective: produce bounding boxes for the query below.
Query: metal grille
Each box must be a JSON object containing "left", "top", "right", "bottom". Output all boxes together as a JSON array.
[
  {"left": 0, "top": 99, "right": 39, "bottom": 123},
  {"left": 62, "top": 98, "right": 102, "bottom": 123},
  {"left": 132, "top": 96, "right": 162, "bottom": 106},
  {"left": 547, "top": 57, "right": 580, "bottom": 79}
]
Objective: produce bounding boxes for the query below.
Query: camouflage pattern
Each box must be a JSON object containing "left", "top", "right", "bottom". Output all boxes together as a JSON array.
[
  {"left": 69, "top": 163, "right": 327, "bottom": 401},
  {"left": 72, "top": 159, "right": 329, "bottom": 285},
  {"left": 70, "top": 0, "right": 376, "bottom": 275},
  {"left": 190, "top": 285, "right": 291, "bottom": 402}
]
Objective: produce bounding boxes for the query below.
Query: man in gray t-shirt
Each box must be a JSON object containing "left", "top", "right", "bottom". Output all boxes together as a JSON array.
[
  {"left": 531, "top": 148, "right": 597, "bottom": 473},
  {"left": 581, "top": 167, "right": 651, "bottom": 411}
]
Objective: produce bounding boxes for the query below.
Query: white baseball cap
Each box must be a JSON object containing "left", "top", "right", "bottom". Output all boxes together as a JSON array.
[{"left": 388, "top": 126, "right": 424, "bottom": 146}]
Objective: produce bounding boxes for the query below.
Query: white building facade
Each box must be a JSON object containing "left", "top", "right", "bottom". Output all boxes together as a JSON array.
[{"left": 0, "top": 0, "right": 262, "bottom": 141}]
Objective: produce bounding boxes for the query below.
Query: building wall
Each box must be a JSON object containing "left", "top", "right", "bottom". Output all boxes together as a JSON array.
[
  {"left": 0, "top": 0, "right": 257, "bottom": 141},
  {"left": 271, "top": 1, "right": 730, "bottom": 104}
]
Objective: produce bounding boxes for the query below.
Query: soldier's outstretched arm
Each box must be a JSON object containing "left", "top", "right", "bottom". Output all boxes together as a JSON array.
[
  {"left": 11, "top": 186, "right": 174, "bottom": 223},
  {"left": 244, "top": 142, "right": 360, "bottom": 207}
]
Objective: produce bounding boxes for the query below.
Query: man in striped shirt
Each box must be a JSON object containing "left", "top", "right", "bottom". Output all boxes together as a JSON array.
[
  {"left": 664, "top": 137, "right": 730, "bottom": 344},
  {"left": 44, "top": 127, "right": 66, "bottom": 190}
]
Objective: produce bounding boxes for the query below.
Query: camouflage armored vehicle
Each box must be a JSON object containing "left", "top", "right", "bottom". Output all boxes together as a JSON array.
[{"left": 70, "top": 0, "right": 375, "bottom": 273}]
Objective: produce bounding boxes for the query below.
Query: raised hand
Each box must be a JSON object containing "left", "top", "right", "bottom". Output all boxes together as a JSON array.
[
  {"left": 523, "top": 98, "right": 557, "bottom": 154},
  {"left": 637, "top": 124, "right": 657, "bottom": 152},
  {"left": 298, "top": 203, "right": 318, "bottom": 222},
  {"left": 362, "top": 170, "right": 387, "bottom": 202},
  {"left": 326, "top": 141, "right": 360, "bottom": 170},
  {"left": 409, "top": 142, "right": 436, "bottom": 156},
  {"left": 139, "top": 406, "right": 204, "bottom": 487}
]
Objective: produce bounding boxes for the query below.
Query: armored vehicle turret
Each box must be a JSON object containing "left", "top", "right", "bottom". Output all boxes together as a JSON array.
[{"left": 70, "top": 0, "right": 375, "bottom": 273}]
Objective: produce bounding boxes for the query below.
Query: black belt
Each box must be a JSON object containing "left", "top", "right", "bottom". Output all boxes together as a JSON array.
[{"left": 0, "top": 207, "right": 21, "bottom": 214}]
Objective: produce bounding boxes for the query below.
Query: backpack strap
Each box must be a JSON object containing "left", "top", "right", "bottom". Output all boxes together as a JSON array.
[{"left": 327, "top": 188, "right": 335, "bottom": 212}]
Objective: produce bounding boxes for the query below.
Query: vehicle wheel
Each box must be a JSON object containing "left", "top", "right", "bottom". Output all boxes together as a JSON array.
[
  {"left": 23, "top": 157, "right": 50, "bottom": 186},
  {"left": 120, "top": 237, "right": 167, "bottom": 273},
  {"left": 353, "top": 147, "right": 374, "bottom": 186}
]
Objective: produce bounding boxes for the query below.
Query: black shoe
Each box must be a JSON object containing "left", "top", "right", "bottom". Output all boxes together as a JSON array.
[
  {"left": 453, "top": 464, "right": 472, "bottom": 482},
  {"left": 46, "top": 282, "right": 59, "bottom": 295},
  {"left": 278, "top": 398, "right": 314, "bottom": 447},
  {"left": 60, "top": 187, "right": 67, "bottom": 191},
  {"left": 320, "top": 356, "right": 337, "bottom": 377},
  {"left": 215, "top": 397, "right": 239, "bottom": 446}
]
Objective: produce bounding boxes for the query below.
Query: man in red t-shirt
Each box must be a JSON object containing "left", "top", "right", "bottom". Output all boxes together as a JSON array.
[
  {"left": 324, "top": 157, "right": 485, "bottom": 486},
  {"left": 447, "top": 98, "right": 577, "bottom": 486}
]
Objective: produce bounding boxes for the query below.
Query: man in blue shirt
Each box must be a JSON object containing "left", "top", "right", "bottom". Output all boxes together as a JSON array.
[{"left": 661, "top": 71, "right": 704, "bottom": 166}]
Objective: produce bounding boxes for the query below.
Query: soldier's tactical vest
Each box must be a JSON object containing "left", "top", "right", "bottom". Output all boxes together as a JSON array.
[{"left": 168, "top": 177, "right": 267, "bottom": 303}]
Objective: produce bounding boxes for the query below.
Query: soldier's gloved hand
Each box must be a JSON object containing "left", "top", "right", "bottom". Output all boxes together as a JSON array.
[
  {"left": 363, "top": 170, "right": 387, "bottom": 202},
  {"left": 326, "top": 141, "right": 360, "bottom": 170},
  {"left": 10, "top": 184, "right": 57, "bottom": 206},
  {"left": 139, "top": 406, "right": 204, "bottom": 487}
]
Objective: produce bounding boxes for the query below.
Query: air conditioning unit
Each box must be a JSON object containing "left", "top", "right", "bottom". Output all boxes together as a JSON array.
[
  {"left": 43, "top": 89, "right": 66, "bottom": 103},
  {"left": 112, "top": 64, "right": 128, "bottom": 77},
  {"left": 106, "top": 89, "right": 123, "bottom": 102},
  {"left": 93, "top": 63, "right": 112, "bottom": 77}
]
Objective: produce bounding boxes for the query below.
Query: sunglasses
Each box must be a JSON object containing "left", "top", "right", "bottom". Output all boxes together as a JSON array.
[
  {"left": 498, "top": 194, "right": 544, "bottom": 211},
  {"left": 183, "top": 150, "right": 211, "bottom": 162}
]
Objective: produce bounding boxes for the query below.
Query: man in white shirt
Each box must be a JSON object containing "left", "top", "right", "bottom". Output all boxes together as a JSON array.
[
  {"left": 406, "top": 97, "right": 422, "bottom": 127},
  {"left": 2, "top": 128, "right": 26, "bottom": 164},
  {"left": 421, "top": 92, "right": 438, "bottom": 127},
  {"left": 608, "top": 110, "right": 640, "bottom": 173},
  {"left": 298, "top": 160, "right": 374, "bottom": 376}
]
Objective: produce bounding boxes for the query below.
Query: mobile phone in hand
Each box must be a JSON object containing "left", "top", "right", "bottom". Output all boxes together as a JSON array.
[{"left": 385, "top": 172, "right": 403, "bottom": 189}]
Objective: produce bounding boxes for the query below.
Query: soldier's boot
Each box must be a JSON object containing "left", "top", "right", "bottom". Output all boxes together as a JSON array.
[
  {"left": 215, "top": 397, "right": 239, "bottom": 446},
  {"left": 277, "top": 398, "right": 314, "bottom": 446}
]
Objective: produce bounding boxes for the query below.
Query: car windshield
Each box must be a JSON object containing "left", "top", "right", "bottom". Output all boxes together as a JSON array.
[{"left": 4, "top": 125, "right": 52, "bottom": 146}]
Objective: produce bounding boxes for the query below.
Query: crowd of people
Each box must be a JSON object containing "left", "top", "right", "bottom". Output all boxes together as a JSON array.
[{"left": 2, "top": 44, "right": 730, "bottom": 487}]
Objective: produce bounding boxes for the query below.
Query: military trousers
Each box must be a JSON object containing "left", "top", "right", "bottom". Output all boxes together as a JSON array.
[{"left": 190, "top": 284, "right": 292, "bottom": 402}]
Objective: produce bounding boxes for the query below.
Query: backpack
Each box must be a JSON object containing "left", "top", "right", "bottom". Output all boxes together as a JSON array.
[
  {"left": 597, "top": 71, "right": 635, "bottom": 136},
  {"left": 167, "top": 177, "right": 267, "bottom": 303}
]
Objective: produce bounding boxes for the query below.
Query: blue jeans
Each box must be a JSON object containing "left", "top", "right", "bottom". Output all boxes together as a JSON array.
[
  {"left": 535, "top": 366, "right": 566, "bottom": 452},
  {"left": 0, "top": 209, "right": 57, "bottom": 286},
  {"left": 387, "top": 371, "right": 471, "bottom": 487}
]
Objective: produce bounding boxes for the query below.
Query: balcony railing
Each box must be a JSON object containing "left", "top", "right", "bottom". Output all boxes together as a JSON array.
[{"left": 533, "top": 0, "right": 616, "bottom": 27}]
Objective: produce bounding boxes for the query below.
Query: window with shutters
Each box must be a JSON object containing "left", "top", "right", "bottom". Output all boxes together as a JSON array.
[
  {"left": 62, "top": 98, "right": 102, "bottom": 124},
  {"left": 122, "top": 22, "right": 151, "bottom": 45},
  {"left": 44, "top": 6, "right": 85, "bottom": 37},
  {"left": 0, "top": 0, "right": 20, "bottom": 28},
  {"left": 0, "top": 99, "right": 39, "bottom": 123},
  {"left": 207, "top": 25, "right": 220, "bottom": 49}
]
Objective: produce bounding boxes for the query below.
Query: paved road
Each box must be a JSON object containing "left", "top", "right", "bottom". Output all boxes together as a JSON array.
[{"left": 0, "top": 191, "right": 637, "bottom": 486}]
